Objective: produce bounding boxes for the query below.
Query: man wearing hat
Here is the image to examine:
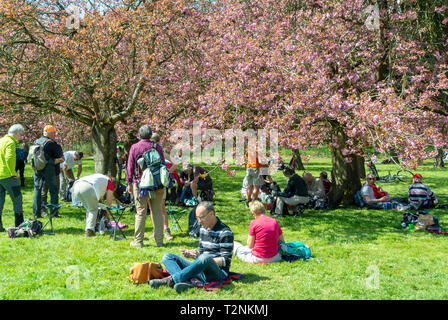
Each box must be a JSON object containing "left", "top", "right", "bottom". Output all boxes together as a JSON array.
[
  {"left": 408, "top": 173, "right": 439, "bottom": 210},
  {"left": 32, "top": 125, "right": 65, "bottom": 219}
]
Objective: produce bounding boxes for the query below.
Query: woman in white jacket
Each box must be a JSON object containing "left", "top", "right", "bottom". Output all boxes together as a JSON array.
[{"left": 72, "top": 173, "right": 116, "bottom": 237}]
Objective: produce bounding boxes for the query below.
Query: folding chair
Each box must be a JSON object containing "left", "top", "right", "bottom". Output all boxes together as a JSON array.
[
  {"left": 42, "top": 203, "right": 64, "bottom": 235},
  {"left": 167, "top": 201, "right": 187, "bottom": 233},
  {"left": 106, "top": 205, "right": 127, "bottom": 240}
]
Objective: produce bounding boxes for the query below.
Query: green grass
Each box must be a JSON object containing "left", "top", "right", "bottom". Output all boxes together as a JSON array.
[{"left": 0, "top": 157, "right": 447, "bottom": 300}]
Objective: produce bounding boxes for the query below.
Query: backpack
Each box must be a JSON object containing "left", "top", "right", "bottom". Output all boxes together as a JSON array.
[
  {"left": 65, "top": 180, "right": 75, "bottom": 202},
  {"left": 27, "top": 138, "right": 50, "bottom": 171},
  {"left": 354, "top": 190, "right": 366, "bottom": 208},
  {"left": 200, "top": 188, "right": 214, "bottom": 202},
  {"left": 16, "top": 148, "right": 25, "bottom": 162},
  {"left": 129, "top": 262, "right": 164, "bottom": 285},
  {"left": 188, "top": 206, "right": 201, "bottom": 238},
  {"left": 95, "top": 209, "right": 109, "bottom": 234},
  {"left": 279, "top": 240, "right": 312, "bottom": 261},
  {"left": 115, "top": 182, "right": 132, "bottom": 205},
  {"left": 8, "top": 219, "right": 43, "bottom": 238},
  {"left": 136, "top": 142, "right": 170, "bottom": 191}
]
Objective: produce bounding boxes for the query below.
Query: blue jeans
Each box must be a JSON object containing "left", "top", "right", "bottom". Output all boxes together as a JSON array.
[
  {"left": 162, "top": 252, "right": 228, "bottom": 284},
  {"left": 178, "top": 186, "right": 193, "bottom": 203}
]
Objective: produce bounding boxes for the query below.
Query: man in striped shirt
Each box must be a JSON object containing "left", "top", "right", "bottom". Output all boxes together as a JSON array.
[
  {"left": 408, "top": 173, "right": 438, "bottom": 209},
  {"left": 150, "top": 201, "right": 234, "bottom": 293}
]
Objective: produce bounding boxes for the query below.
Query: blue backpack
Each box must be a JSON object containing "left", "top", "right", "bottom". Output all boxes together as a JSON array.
[
  {"left": 279, "top": 241, "right": 312, "bottom": 261},
  {"left": 354, "top": 190, "right": 366, "bottom": 208}
]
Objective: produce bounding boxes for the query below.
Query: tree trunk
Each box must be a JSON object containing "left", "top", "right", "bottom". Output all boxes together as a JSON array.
[
  {"left": 434, "top": 148, "right": 445, "bottom": 168},
  {"left": 91, "top": 121, "right": 118, "bottom": 176},
  {"left": 327, "top": 127, "right": 362, "bottom": 207},
  {"left": 390, "top": 150, "right": 400, "bottom": 164},
  {"left": 290, "top": 149, "right": 305, "bottom": 170},
  {"left": 354, "top": 155, "right": 366, "bottom": 180}
]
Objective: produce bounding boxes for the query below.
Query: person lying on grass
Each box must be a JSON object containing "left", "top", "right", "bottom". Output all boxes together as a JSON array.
[
  {"left": 149, "top": 201, "right": 234, "bottom": 293},
  {"left": 233, "top": 200, "right": 284, "bottom": 264}
]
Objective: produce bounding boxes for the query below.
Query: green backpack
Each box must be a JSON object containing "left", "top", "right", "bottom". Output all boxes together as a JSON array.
[
  {"left": 279, "top": 240, "right": 312, "bottom": 260},
  {"left": 137, "top": 142, "right": 169, "bottom": 191}
]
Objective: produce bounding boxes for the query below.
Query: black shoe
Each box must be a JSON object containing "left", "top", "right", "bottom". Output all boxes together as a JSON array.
[
  {"left": 15, "top": 213, "right": 24, "bottom": 227},
  {"left": 0, "top": 225, "right": 5, "bottom": 232},
  {"left": 174, "top": 282, "right": 195, "bottom": 293},
  {"left": 149, "top": 277, "right": 174, "bottom": 289}
]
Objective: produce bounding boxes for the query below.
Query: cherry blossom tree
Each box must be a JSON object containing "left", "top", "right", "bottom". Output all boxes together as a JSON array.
[
  {"left": 178, "top": 0, "right": 448, "bottom": 205},
  {"left": 0, "top": 0, "right": 206, "bottom": 174}
]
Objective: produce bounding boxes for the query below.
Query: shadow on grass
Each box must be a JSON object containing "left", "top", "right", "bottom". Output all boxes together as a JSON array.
[
  {"left": 271, "top": 207, "right": 409, "bottom": 243},
  {"left": 238, "top": 273, "right": 270, "bottom": 284}
]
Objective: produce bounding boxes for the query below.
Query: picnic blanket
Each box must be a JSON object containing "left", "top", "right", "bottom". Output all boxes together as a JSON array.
[
  {"left": 200, "top": 272, "right": 245, "bottom": 291},
  {"left": 163, "top": 272, "right": 245, "bottom": 291}
]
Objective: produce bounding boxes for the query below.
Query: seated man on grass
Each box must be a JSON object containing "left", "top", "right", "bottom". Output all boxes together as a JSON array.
[
  {"left": 149, "top": 201, "right": 233, "bottom": 293},
  {"left": 361, "top": 174, "right": 393, "bottom": 209},
  {"left": 234, "top": 201, "right": 283, "bottom": 264},
  {"left": 408, "top": 173, "right": 438, "bottom": 209},
  {"left": 178, "top": 164, "right": 213, "bottom": 204},
  {"left": 303, "top": 172, "right": 328, "bottom": 208},
  {"left": 273, "top": 166, "right": 309, "bottom": 216}
]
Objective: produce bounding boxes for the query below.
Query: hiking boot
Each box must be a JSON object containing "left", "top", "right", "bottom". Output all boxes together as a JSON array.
[
  {"left": 164, "top": 228, "right": 174, "bottom": 241},
  {"left": 149, "top": 276, "right": 174, "bottom": 289},
  {"left": 85, "top": 229, "right": 95, "bottom": 237},
  {"left": 174, "top": 282, "right": 196, "bottom": 294},
  {"left": 130, "top": 241, "right": 144, "bottom": 248},
  {"left": 15, "top": 213, "right": 24, "bottom": 227}
]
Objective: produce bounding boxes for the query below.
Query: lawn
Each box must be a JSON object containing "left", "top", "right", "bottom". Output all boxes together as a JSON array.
[{"left": 0, "top": 157, "right": 447, "bottom": 300}]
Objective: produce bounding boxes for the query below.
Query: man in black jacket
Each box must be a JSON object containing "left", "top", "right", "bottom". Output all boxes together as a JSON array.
[
  {"left": 32, "top": 125, "right": 65, "bottom": 219},
  {"left": 273, "top": 166, "right": 309, "bottom": 216}
]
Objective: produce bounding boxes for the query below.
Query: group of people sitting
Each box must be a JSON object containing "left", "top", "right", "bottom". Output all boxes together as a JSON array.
[
  {"left": 359, "top": 173, "right": 439, "bottom": 210},
  {"left": 149, "top": 199, "right": 288, "bottom": 293},
  {"left": 242, "top": 164, "right": 331, "bottom": 216}
]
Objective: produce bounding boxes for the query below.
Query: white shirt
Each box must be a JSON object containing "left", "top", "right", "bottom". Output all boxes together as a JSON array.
[
  {"left": 60, "top": 151, "right": 82, "bottom": 170},
  {"left": 75, "top": 174, "right": 110, "bottom": 201}
]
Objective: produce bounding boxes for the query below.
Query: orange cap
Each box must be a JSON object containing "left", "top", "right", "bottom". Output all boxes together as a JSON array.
[{"left": 44, "top": 125, "right": 57, "bottom": 133}]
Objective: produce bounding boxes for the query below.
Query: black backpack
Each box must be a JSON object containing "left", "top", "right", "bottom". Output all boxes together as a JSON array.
[
  {"left": 188, "top": 206, "right": 201, "bottom": 238},
  {"left": 115, "top": 182, "right": 132, "bottom": 205}
]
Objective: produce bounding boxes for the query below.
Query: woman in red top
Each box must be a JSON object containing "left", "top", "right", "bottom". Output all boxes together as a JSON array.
[{"left": 233, "top": 201, "right": 284, "bottom": 264}]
